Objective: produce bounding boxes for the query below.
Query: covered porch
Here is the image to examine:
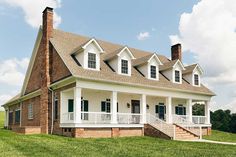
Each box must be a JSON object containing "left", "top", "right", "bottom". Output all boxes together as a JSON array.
[{"left": 59, "top": 86, "right": 211, "bottom": 127}]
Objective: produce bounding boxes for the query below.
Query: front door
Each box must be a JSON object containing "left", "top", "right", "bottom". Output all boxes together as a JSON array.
[
  {"left": 131, "top": 100, "right": 140, "bottom": 113},
  {"left": 155, "top": 103, "right": 166, "bottom": 120},
  {"left": 159, "top": 105, "right": 165, "bottom": 120},
  {"left": 131, "top": 100, "right": 140, "bottom": 123}
]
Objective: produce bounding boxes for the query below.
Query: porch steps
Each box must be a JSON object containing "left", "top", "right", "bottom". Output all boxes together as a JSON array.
[{"left": 174, "top": 124, "right": 199, "bottom": 140}]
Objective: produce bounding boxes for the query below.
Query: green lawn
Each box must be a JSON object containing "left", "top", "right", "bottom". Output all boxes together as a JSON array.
[
  {"left": 0, "top": 111, "right": 235, "bottom": 157},
  {"left": 204, "top": 130, "right": 236, "bottom": 143}
]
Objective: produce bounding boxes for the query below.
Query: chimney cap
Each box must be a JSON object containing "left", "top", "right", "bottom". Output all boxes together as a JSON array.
[
  {"left": 43, "top": 7, "right": 53, "bottom": 13},
  {"left": 171, "top": 43, "right": 181, "bottom": 48}
]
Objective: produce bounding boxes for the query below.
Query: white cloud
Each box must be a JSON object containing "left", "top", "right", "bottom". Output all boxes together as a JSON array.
[
  {"left": 0, "top": 0, "right": 61, "bottom": 28},
  {"left": 170, "top": 0, "right": 236, "bottom": 112},
  {"left": 0, "top": 94, "right": 13, "bottom": 110},
  {"left": 0, "top": 58, "right": 29, "bottom": 86},
  {"left": 137, "top": 32, "right": 150, "bottom": 40}
]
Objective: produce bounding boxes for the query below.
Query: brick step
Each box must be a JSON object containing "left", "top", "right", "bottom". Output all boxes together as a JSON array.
[
  {"left": 176, "top": 135, "right": 196, "bottom": 138},
  {"left": 175, "top": 137, "right": 199, "bottom": 140},
  {"left": 176, "top": 132, "right": 190, "bottom": 135}
]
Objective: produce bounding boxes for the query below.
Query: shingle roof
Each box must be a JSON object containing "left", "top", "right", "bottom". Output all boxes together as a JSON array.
[
  {"left": 50, "top": 29, "right": 215, "bottom": 96},
  {"left": 4, "top": 94, "right": 21, "bottom": 105},
  {"left": 132, "top": 53, "right": 154, "bottom": 66},
  {"left": 183, "top": 64, "right": 198, "bottom": 74}
]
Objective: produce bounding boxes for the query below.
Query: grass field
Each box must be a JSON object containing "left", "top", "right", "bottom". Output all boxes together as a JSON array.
[
  {"left": 204, "top": 130, "right": 236, "bottom": 143},
  {"left": 0, "top": 111, "right": 235, "bottom": 157}
]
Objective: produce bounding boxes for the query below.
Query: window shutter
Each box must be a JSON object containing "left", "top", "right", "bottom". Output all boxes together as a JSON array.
[
  {"left": 84, "top": 100, "right": 89, "bottom": 112},
  {"left": 117, "top": 102, "right": 119, "bottom": 112},
  {"left": 183, "top": 107, "right": 186, "bottom": 115},
  {"left": 68, "top": 99, "right": 74, "bottom": 112},
  {"left": 175, "top": 106, "right": 179, "bottom": 115},
  {"left": 155, "top": 105, "right": 159, "bottom": 113},
  {"left": 101, "top": 101, "right": 106, "bottom": 112}
]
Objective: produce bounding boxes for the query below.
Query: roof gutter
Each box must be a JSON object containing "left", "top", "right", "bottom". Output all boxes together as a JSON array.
[{"left": 73, "top": 75, "right": 216, "bottom": 97}]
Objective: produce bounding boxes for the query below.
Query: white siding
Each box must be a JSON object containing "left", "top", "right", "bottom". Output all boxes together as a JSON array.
[{"left": 75, "top": 42, "right": 101, "bottom": 70}]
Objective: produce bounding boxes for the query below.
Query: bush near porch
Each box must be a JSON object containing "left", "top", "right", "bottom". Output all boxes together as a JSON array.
[{"left": 0, "top": 111, "right": 236, "bottom": 157}]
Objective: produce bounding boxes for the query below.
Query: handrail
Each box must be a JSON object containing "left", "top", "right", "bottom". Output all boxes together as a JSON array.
[{"left": 146, "top": 113, "right": 174, "bottom": 138}]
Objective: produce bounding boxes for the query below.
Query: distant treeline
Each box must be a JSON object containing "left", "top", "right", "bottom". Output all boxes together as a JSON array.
[
  {"left": 211, "top": 110, "right": 236, "bottom": 133},
  {"left": 193, "top": 104, "right": 236, "bottom": 133}
]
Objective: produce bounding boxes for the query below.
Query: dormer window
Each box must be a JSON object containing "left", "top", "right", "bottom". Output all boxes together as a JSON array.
[
  {"left": 175, "top": 70, "right": 180, "bottom": 83},
  {"left": 183, "top": 64, "right": 203, "bottom": 87},
  {"left": 194, "top": 74, "right": 199, "bottom": 86},
  {"left": 150, "top": 65, "right": 156, "bottom": 79},
  {"left": 88, "top": 53, "right": 96, "bottom": 69},
  {"left": 121, "top": 59, "right": 128, "bottom": 74}
]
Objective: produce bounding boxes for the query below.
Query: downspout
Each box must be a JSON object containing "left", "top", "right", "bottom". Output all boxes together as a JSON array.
[{"left": 48, "top": 87, "right": 54, "bottom": 134}]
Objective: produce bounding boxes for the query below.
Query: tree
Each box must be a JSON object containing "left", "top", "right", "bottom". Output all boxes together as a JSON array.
[
  {"left": 192, "top": 103, "right": 204, "bottom": 115},
  {"left": 211, "top": 109, "right": 236, "bottom": 133}
]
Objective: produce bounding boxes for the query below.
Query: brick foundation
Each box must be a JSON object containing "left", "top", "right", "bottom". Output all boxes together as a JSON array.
[
  {"left": 11, "top": 126, "right": 41, "bottom": 134},
  {"left": 58, "top": 127, "right": 143, "bottom": 138}
]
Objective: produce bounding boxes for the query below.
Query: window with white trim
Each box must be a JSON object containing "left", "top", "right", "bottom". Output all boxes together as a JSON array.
[
  {"left": 150, "top": 65, "right": 157, "bottom": 79},
  {"left": 88, "top": 53, "right": 96, "bottom": 69},
  {"left": 121, "top": 59, "right": 128, "bottom": 74},
  {"left": 175, "top": 70, "right": 180, "bottom": 83},
  {"left": 194, "top": 74, "right": 199, "bottom": 86},
  {"left": 28, "top": 104, "right": 33, "bottom": 120}
]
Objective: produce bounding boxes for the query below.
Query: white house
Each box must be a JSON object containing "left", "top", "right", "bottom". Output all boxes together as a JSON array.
[{"left": 2, "top": 7, "right": 215, "bottom": 140}]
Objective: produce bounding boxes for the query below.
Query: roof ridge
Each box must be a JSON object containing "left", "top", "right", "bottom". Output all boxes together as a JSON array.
[{"left": 53, "top": 28, "right": 167, "bottom": 59}]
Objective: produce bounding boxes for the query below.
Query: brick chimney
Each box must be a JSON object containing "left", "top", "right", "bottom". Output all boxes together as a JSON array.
[
  {"left": 171, "top": 43, "right": 182, "bottom": 61},
  {"left": 40, "top": 7, "right": 54, "bottom": 134}
]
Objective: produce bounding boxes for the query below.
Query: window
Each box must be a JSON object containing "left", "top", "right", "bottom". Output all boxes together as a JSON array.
[
  {"left": 150, "top": 65, "right": 157, "bottom": 79},
  {"left": 28, "top": 104, "right": 33, "bottom": 120},
  {"left": 54, "top": 97, "right": 58, "bottom": 120},
  {"left": 9, "top": 111, "right": 13, "bottom": 125},
  {"left": 175, "top": 105, "right": 186, "bottom": 115},
  {"left": 101, "top": 100, "right": 111, "bottom": 113},
  {"left": 121, "top": 59, "right": 128, "bottom": 74},
  {"left": 175, "top": 70, "right": 180, "bottom": 82},
  {"left": 15, "top": 109, "right": 21, "bottom": 124},
  {"left": 81, "top": 99, "right": 89, "bottom": 120},
  {"left": 88, "top": 53, "right": 96, "bottom": 69},
  {"left": 101, "top": 99, "right": 111, "bottom": 120},
  {"left": 194, "top": 74, "right": 199, "bottom": 86}
]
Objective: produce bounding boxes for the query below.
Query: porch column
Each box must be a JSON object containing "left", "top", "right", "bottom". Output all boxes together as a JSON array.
[
  {"left": 205, "top": 101, "right": 210, "bottom": 124},
  {"left": 4, "top": 109, "right": 8, "bottom": 128},
  {"left": 140, "top": 94, "right": 146, "bottom": 124},
  {"left": 166, "top": 97, "right": 172, "bottom": 124},
  {"left": 74, "top": 87, "right": 82, "bottom": 124},
  {"left": 111, "top": 91, "right": 118, "bottom": 124},
  {"left": 187, "top": 99, "right": 192, "bottom": 123}
]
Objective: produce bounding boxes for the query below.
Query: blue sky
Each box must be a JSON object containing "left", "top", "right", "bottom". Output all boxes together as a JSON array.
[{"left": 0, "top": 0, "right": 236, "bottom": 112}]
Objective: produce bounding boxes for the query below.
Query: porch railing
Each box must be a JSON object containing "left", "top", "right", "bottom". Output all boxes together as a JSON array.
[
  {"left": 117, "top": 113, "right": 142, "bottom": 124},
  {"left": 80, "top": 112, "right": 112, "bottom": 124},
  {"left": 172, "top": 114, "right": 190, "bottom": 124},
  {"left": 62, "top": 112, "right": 142, "bottom": 124},
  {"left": 192, "top": 116, "right": 206, "bottom": 124},
  {"left": 62, "top": 112, "right": 74, "bottom": 123}
]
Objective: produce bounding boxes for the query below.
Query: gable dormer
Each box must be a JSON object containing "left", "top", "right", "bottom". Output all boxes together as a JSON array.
[
  {"left": 183, "top": 64, "right": 203, "bottom": 87},
  {"left": 104, "top": 46, "right": 135, "bottom": 76},
  {"left": 160, "top": 59, "right": 185, "bottom": 84},
  {"left": 133, "top": 53, "right": 163, "bottom": 80},
  {"left": 72, "top": 38, "right": 104, "bottom": 71}
]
